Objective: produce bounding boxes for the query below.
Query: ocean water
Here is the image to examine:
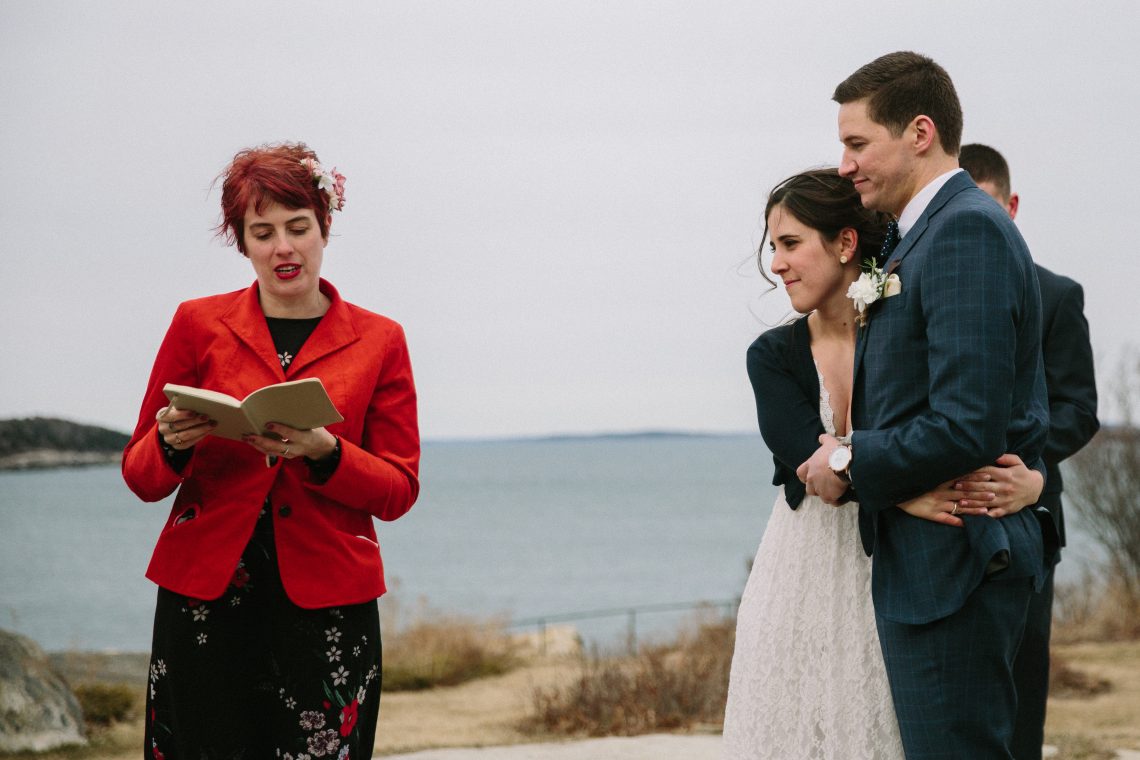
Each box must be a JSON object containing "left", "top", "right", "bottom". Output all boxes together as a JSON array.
[
  {"left": 0, "top": 434, "right": 1102, "bottom": 653},
  {"left": 0, "top": 435, "right": 778, "bottom": 652}
]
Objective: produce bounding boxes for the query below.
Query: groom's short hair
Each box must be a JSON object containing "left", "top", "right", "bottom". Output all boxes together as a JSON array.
[
  {"left": 833, "top": 51, "right": 963, "bottom": 156},
  {"left": 959, "top": 144, "right": 1012, "bottom": 201}
]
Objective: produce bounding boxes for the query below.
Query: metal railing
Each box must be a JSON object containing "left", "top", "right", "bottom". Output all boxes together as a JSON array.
[{"left": 509, "top": 598, "right": 738, "bottom": 656}]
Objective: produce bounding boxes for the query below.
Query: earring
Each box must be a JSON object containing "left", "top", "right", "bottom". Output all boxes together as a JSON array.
[{"left": 839, "top": 255, "right": 849, "bottom": 264}]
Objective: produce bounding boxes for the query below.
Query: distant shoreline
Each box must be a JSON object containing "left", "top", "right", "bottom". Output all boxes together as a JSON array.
[
  {"left": 0, "top": 417, "right": 128, "bottom": 472},
  {"left": 0, "top": 419, "right": 761, "bottom": 471},
  {"left": 0, "top": 449, "right": 122, "bottom": 472}
]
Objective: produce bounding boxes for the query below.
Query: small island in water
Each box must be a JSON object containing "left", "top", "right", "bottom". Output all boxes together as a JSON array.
[{"left": 0, "top": 417, "right": 129, "bottom": 471}]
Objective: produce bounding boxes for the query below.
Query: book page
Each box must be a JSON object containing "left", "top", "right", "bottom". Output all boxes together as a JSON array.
[{"left": 240, "top": 378, "right": 344, "bottom": 436}]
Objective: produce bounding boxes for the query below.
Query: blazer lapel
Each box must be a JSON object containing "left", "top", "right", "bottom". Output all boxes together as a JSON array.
[
  {"left": 853, "top": 322, "right": 869, "bottom": 389},
  {"left": 220, "top": 283, "right": 287, "bottom": 380},
  {"left": 286, "top": 279, "right": 360, "bottom": 377},
  {"left": 885, "top": 171, "right": 975, "bottom": 274},
  {"left": 853, "top": 172, "right": 976, "bottom": 385}
]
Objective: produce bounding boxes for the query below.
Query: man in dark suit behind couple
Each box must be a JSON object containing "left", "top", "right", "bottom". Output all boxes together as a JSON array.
[
  {"left": 960, "top": 143, "right": 1100, "bottom": 760},
  {"left": 799, "top": 52, "right": 1050, "bottom": 757}
]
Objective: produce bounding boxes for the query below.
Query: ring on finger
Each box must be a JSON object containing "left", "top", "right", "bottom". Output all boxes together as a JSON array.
[
  {"left": 282, "top": 445, "right": 291, "bottom": 457},
  {"left": 951, "top": 503, "right": 959, "bottom": 516}
]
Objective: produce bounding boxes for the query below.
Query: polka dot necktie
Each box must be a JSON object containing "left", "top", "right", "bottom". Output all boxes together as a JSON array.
[{"left": 877, "top": 220, "right": 900, "bottom": 267}]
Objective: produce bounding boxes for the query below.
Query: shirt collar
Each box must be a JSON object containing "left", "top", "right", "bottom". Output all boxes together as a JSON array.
[{"left": 897, "top": 168, "right": 964, "bottom": 239}]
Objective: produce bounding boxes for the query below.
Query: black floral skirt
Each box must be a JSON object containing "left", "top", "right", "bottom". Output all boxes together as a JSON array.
[{"left": 145, "top": 502, "right": 382, "bottom": 760}]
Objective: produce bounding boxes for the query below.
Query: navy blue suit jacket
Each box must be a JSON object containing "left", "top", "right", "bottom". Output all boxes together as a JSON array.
[{"left": 850, "top": 171, "right": 1050, "bottom": 624}]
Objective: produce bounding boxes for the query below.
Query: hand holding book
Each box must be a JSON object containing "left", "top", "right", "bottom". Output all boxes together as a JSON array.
[
  {"left": 155, "top": 405, "right": 216, "bottom": 452},
  {"left": 160, "top": 378, "right": 344, "bottom": 462}
]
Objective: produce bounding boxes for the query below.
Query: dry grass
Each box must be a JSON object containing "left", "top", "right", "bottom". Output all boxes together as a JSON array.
[
  {"left": 9, "top": 633, "right": 1140, "bottom": 759},
  {"left": 72, "top": 684, "right": 136, "bottom": 726},
  {"left": 1045, "top": 734, "right": 1120, "bottom": 760},
  {"left": 1046, "top": 640, "right": 1140, "bottom": 754},
  {"left": 382, "top": 614, "right": 518, "bottom": 691},
  {"left": 1051, "top": 653, "right": 1112, "bottom": 700},
  {"left": 378, "top": 597, "right": 519, "bottom": 691},
  {"left": 523, "top": 612, "right": 733, "bottom": 737},
  {"left": 375, "top": 658, "right": 580, "bottom": 755},
  {"left": 0, "top": 722, "right": 142, "bottom": 760}
]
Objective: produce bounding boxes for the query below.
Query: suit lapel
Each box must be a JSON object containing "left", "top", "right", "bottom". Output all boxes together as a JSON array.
[
  {"left": 220, "top": 284, "right": 287, "bottom": 380},
  {"left": 884, "top": 171, "right": 975, "bottom": 274},
  {"left": 218, "top": 280, "right": 361, "bottom": 381},
  {"left": 853, "top": 318, "right": 869, "bottom": 389},
  {"left": 286, "top": 280, "right": 360, "bottom": 377},
  {"left": 852, "top": 171, "right": 976, "bottom": 386}
]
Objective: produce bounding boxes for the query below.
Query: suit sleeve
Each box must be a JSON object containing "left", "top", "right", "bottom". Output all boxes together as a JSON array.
[
  {"left": 851, "top": 212, "right": 1047, "bottom": 509},
  {"left": 1042, "top": 282, "right": 1099, "bottom": 466},
  {"left": 122, "top": 305, "right": 200, "bottom": 502},
  {"left": 304, "top": 324, "right": 420, "bottom": 521},
  {"left": 747, "top": 331, "right": 824, "bottom": 474}
]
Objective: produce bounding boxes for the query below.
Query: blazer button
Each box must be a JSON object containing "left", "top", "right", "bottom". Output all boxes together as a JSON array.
[{"left": 278, "top": 504, "right": 292, "bottom": 517}]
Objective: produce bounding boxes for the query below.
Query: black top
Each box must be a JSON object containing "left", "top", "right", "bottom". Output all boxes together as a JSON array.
[
  {"left": 745, "top": 317, "right": 853, "bottom": 510},
  {"left": 265, "top": 316, "right": 323, "bottom": 370}
]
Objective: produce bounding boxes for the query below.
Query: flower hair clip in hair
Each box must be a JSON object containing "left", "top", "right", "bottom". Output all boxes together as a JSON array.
[{"left": 300, "top": 158, "right": 346, "bottom": 212}]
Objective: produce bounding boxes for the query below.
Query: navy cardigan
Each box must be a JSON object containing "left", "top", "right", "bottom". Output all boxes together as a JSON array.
[{"left": 746, "top": 317, "right": 851, "bottom": 509}]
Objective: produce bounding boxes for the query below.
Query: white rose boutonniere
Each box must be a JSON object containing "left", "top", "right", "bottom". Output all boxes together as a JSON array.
[{"left": 847, "top": 260, "right": 902, "bottom": 326}]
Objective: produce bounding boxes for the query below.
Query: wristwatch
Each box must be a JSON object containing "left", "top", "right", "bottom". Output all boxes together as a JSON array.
[{"left": 828, "top": 443, "right": 853, "bottom": 482}]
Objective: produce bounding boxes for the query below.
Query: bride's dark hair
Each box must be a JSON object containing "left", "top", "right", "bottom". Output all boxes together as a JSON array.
[{"left": 757, "top": 168, "right": 892, "bottom": 287}]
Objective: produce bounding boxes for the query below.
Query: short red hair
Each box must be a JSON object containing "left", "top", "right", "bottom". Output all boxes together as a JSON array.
[{"left": 216, "top": 142, "right": 332, "bottom": 254}]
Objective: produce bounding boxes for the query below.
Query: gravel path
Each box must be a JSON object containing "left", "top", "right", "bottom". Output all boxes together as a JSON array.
[{"left": 383, "top": 734, "right": 721, "bottom": 759}]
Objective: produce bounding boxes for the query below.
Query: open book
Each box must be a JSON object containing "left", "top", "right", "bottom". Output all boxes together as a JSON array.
[{"left": 162, "top": 378, "right": 343, "bottom": 442}]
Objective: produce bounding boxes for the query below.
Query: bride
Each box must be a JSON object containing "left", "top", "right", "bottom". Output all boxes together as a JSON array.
[{"left": 721, "top": 169, "right": 1043, "bottom": 759}]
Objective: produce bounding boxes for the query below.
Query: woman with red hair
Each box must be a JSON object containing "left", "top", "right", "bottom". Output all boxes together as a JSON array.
[{"left": 123, "top": 142, "right": 419, "bottom": 759}]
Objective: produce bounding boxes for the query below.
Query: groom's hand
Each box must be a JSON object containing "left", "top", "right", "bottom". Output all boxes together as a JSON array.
[
  {"left": 796, "top": 434, "right": 849, "bottom": 505},
  {"left": 952, "top": 453, "right": 1044, "bottom": 518}
]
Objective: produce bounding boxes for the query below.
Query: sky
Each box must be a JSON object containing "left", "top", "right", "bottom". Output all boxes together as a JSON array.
[{"left": 2, "top": 1, "right": 1137, "bottom": 440}]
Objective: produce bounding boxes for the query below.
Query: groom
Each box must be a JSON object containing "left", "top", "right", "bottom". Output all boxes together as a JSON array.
[{"left": 800, "top": 51, "right": 1049, "bottom": 757}]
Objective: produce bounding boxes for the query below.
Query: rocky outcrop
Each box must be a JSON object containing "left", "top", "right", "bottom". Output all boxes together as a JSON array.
[
  {"left": 0, "top": 449, "right": 121, "bottom": 471},
  {"left": 0, "top": 629, "right": 86, "bottom": 752},
  {"left": 0, "top": 417, "right": 129, "bottom": 471}
]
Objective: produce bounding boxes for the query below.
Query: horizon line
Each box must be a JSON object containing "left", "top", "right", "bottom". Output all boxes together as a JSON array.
[{"left": 423, "top": 428, "right": 759, "bottom": 445}]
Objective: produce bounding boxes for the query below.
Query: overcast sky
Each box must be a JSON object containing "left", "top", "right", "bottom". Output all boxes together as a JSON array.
[{"left": 2, "top": 1, "right": 1136, "bottom": 439}]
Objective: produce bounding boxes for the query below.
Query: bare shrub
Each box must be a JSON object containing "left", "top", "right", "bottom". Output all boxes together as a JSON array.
[
  {"left": 1052, "top": 566, "right": 1103, "bottom": 644},
  {"left": 524, "top": 611, "right": 734, "bottom": 737},
  {"left": 1062, "top": 351, "right": 1140, "bottom": 638},
  {"left": 1054, "top": 572, "right": 1140, "bottom": 643},
  {"left": 1066, "top": 426, "right": 1140, "bottom": 598}
]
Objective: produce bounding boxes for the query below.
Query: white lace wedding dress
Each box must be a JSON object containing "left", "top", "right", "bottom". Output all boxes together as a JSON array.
[{"left": 722, "top": 372, "right": 904, "bottom": 760}]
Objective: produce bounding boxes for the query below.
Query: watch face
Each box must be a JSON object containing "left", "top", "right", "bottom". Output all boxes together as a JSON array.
[{"left": 829, "top": 446, "right": 852, "bottom": 471}]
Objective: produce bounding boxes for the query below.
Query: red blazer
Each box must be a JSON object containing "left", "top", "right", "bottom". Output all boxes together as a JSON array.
[{"left": 122, "top": 279, "right": 419, "bottom": 608}]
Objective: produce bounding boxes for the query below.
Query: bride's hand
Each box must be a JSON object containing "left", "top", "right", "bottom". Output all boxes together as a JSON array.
[
  {"left": 952, "top": 453, "right": 1043, "bottom": 518},
  {"left": 897, "top": 480, "right": 989, "bottom": 527}
]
